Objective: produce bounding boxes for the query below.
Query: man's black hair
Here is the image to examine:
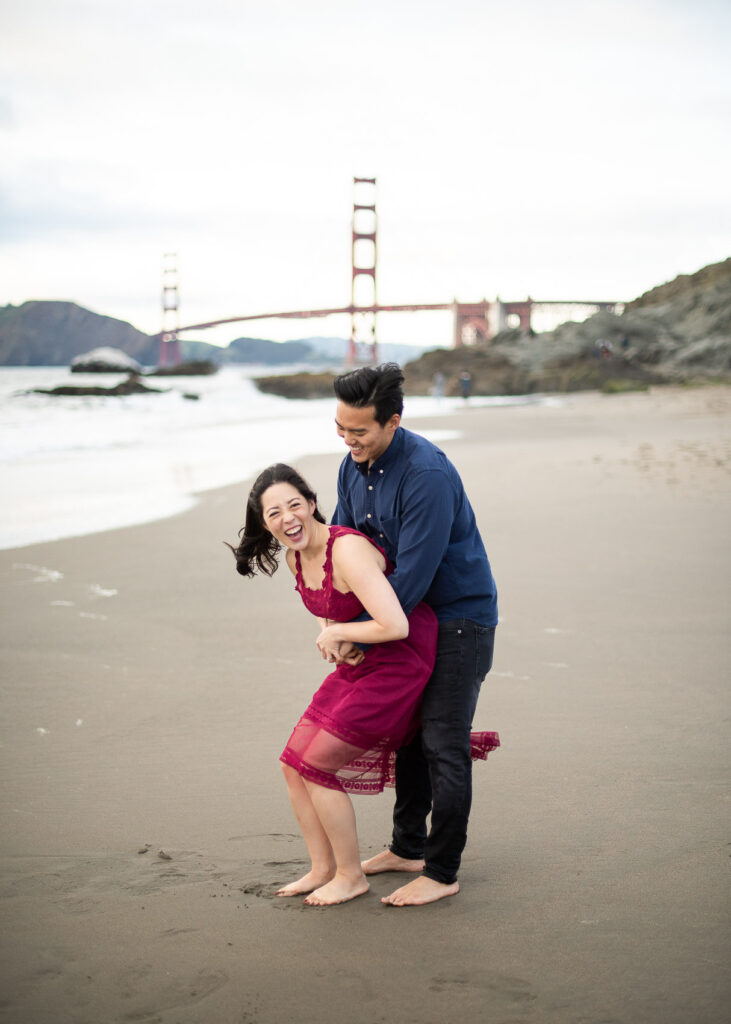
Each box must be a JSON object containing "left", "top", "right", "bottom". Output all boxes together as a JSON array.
[{"left": 333, "top": 362, "right": 404, "bottom": 426}]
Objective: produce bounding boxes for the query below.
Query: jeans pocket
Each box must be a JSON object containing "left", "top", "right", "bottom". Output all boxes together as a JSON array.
[{"left": 475, "top": 625, "right": 495, "bottom": 681}]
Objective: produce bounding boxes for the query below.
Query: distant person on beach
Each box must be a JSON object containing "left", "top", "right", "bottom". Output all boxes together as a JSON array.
[
  {"left": 330, "top": 363, "right": 499, "bottom": 906},
  {"left": 229, "top": 463, "right": 498, "bottom": 907},
  {"left": 431, "top": 371, "right": 445, "bottom": 399},
  {"left": 459, "top": 370, "right": 472, "bottom": 400}
]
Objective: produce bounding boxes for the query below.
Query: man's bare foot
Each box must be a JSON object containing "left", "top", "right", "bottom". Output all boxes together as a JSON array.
[
  {"left": 361, "top": 849, "right": 425, "bottom": 875},
  {"left": 303, "top": 873, "right": 370, "bottom": 906},
  {"left": 382, "top": 875, "right": 460, "bottom": 906},
  {"left": 275, "top": 868, "right": 334, "bottom": 897}
]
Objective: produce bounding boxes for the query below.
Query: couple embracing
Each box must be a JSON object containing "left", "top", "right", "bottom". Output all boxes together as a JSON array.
[{"left": 231, "top": 363, "right": 499, "bottom": 907}]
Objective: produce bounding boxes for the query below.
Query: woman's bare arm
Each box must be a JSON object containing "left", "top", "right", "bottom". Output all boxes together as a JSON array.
[{"left": 316, "top": 535, "right": 408, "bottom": 655}]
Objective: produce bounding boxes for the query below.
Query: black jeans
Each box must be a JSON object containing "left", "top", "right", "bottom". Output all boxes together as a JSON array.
[{"left": 389, "top": 619, "right": 495, "bottom": 884}]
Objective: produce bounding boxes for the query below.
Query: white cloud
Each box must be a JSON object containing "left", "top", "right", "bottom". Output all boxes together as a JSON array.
[{"left": 1, "top": 0, "right": 729, "bottom": 345}]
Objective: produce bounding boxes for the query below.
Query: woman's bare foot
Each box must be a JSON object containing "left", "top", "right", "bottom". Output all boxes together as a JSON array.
[
  {"left": 361, "top": 849, "right": 425, "bottom": 875},
  {"left": 382, "top": 876, "right": 459, "bottom": 906},
  {"left": 275, "top": 868, "right": 335, "bottom": 897},
  {"left": 303, "top": 873, "right": 370, "bottom": 906}
]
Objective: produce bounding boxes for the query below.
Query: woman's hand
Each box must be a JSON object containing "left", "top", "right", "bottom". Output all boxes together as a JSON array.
[{"left": 316, "top": 624, "right": 342, "bottom": 663}]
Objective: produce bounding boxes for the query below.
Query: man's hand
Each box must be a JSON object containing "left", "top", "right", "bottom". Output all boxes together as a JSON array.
[{"left": 337, "top": 642, "right": 365, "bottom": 667}]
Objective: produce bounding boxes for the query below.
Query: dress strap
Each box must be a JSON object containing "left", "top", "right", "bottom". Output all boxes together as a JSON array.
[
  {"left": 321, "top": 526, "right": 336, "bottom": 587},
  {"left": 294, "top": 548, "right": 304, "bottom": 593}
]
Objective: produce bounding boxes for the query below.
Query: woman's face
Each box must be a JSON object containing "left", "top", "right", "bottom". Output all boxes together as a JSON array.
[{"left": 259, "top": 481, "right": 317, "bottom": 550}]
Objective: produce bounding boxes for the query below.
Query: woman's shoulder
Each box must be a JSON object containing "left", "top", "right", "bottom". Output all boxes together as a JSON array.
[
  {"left": 330, "top": 528, "right": 384, "bottom": 564},
  {"left": 329, "top": 524, "right": 366, "bottom": 541}
]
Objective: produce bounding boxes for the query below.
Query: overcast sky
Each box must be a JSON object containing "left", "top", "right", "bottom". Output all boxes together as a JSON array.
[{"left": 2, "top": 0, "right": 730, "bottom": 347}]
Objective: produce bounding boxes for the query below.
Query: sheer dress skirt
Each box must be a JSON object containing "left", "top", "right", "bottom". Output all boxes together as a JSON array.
[{"left": 280, "top": 603, "right": 436, "bottom": 794}]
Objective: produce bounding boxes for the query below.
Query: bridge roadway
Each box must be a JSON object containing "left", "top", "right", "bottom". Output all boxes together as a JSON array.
[{"left": 162, "top": 299, "right": 620, "bottom": 339}]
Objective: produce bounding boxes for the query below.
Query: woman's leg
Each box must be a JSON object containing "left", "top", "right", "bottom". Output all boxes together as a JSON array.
[
  {"left": 301, "top": 779, "right": 369, "bottom": 906},
  {"left": 275, "top": 763, "right": 337, "bottom": 896}
]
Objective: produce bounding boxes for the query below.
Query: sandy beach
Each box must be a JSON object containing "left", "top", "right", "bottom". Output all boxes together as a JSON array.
[{"left": 1, "top": 385, "right": 729, "bottom": 1024}]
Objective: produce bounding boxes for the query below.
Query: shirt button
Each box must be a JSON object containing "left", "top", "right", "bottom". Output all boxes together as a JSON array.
[
  {"left": 379, "top": 469, "right": 384, "bottom": 474},
  {"left": 366, "top": 513, "right": 371, "bottom": 519},
  {"left": 368, "top": 485, "right": 373, "bottom": 491},
  {"left": 379, "top": 533, "right": 384, "bottom": 538}
]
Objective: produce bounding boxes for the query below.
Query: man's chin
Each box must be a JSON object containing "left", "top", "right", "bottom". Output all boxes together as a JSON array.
[{"left": 349, "top": 450, "right": 367, "bottom": 462}]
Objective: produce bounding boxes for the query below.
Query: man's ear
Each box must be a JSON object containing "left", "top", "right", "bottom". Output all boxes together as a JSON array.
[{"left": 388, "top": 413, "right": 401, "bottom": 432}]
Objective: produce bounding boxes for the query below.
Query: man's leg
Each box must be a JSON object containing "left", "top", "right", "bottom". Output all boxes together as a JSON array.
[
  {"left": 361, "top": 730, "right": 432, "bottom": 874},
  {"left": 382, "top": 621, "right": 495, "bottom": 905}
]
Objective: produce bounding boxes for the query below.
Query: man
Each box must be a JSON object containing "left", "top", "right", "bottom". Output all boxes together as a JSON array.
[{"left": 329, "top": 363, "right": 498, "bottom": 906}]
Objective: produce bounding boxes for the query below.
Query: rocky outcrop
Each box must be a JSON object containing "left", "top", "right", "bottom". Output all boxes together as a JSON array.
[
  {"left": 31, "top": 376, "right": 164, "bottom": 397},
  {"left": 401, "top": 258, "right": 731, "bottom": 395},
  {"left": 254, "top": 371, "right": 339, "bottom": 399},
  {"left": 71, "top": 347, "right": 144, "bottom": 373},
  {"left": 147, "top": 360, "right": 218, "bottom": 376}
]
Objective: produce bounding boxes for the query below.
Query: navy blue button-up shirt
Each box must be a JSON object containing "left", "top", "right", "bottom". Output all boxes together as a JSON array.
[{"left": 332, "top": 426, "right": 498, "bottom": 626}]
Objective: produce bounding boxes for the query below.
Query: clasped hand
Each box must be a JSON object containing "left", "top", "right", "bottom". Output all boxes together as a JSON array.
[{"left": 316, "top": 624, "right": 364, "bottom": 667}]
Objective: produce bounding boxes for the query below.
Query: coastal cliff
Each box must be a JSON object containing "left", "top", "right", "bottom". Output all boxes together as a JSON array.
[{"left": 398, "top": 258, "right": 731, "bottom": 396}]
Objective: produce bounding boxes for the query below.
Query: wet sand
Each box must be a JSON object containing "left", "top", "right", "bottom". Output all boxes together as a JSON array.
[{"left": 1, "top": 386, "right": 729, "bottom": 1023}]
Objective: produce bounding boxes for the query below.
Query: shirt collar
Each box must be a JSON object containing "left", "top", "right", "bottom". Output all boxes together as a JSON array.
[{"left": 355, "top": 425, "right": 405, "bottom": 475}]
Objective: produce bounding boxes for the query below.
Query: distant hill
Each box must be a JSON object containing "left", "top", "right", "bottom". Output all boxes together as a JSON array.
[
  {"left": 0, "top": 301, "right": 428, "bottom": 368},
  {"left": 227, "top": 337, "right": 314, "bottom": 364},
  {"left": 0, "top": 301, "right": 158, "bottom": 366},
  {"left": 210, "top": 335, "right": 428, "bottom": 367}
]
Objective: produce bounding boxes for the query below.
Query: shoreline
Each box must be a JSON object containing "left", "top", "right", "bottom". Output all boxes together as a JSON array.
[
  {"left": 0, "top": 381, "right": 554, "bottom": 552},
  {"left": 0, "top": 381, "right": 722, "bottom": 553},
  {"left": 1, "top": 385, "right": 729, "bottom": 1023}
]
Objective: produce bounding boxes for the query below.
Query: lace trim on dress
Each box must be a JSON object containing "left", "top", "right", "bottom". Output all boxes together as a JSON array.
[
  {"left": 280, "top": 714, "right": 501, "bottom": 796},
  {"left": 302, "top": 705, "right": 387, "bottom": 751},
  {"left": 294, "top": 530, "right": 335, "bottom": 596},
  {"left": 470, "top": 731, "right": 500, "bottom": 760},
  {"left": 280, "top": 746, "right": 390, "bottom": 795}
]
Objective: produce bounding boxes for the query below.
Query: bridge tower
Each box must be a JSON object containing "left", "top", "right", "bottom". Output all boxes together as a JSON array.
[
  {"left": 158, "top": 252, "right": 181, "bottom": 367},
  {"left": 347, "top": 177, "right": 379, "bottom": 367}
]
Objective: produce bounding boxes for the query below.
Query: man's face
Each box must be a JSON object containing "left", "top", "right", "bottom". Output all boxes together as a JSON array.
[{"left": 335, "top": 401, "right": 400, "bottom": 467}]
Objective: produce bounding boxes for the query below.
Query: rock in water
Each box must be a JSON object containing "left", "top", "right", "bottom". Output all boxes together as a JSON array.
[
  {"left": 31, "top": 376, "right": 165, "bottom": 397},
  {"left": 71, "top": 347, "right": 144, "bottom": 373}
]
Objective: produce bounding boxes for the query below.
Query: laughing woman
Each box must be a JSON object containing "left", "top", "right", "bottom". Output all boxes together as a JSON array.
[{"left": 229, "top": 463, "right": 440, "bottom": 906}]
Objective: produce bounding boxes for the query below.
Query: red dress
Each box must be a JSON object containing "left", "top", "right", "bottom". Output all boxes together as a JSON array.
[{"left": 279, "top": 526, "right": 499, "bottom": 794}]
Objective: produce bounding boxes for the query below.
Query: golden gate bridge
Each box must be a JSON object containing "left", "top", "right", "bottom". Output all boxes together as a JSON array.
[{"left": 157, "top": 179, "right": 621, "bottom": 367}]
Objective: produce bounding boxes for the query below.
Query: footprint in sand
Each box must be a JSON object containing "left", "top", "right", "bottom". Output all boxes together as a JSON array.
[
  {"left": 429, "top": 972, "right": 536, "bottom": 1005},
  {"left": 118, "top": 967, "right": 229, "bottom": 1021},
  {"left": 13, "top": 562, "right": 64, "bottom": 584},
  {"left": 238, "top": 881, "right": 283, "bottom": 899}
]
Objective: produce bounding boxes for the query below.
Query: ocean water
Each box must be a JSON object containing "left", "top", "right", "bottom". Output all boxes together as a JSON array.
[{"left": 0, "top": 365, "right": 548, "bottom": 550}]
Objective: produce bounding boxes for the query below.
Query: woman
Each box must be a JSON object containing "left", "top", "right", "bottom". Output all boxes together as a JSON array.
[{"left": 231, "top": 464, "right": 497, "bottom": 906}]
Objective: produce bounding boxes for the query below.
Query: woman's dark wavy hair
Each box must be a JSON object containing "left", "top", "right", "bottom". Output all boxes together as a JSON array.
[
  {"left": 227, "top": 463, "right": 326, "bottom": 578},
  {"left": 333, "top": 362, "right": 404, "bottom": 425}
]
